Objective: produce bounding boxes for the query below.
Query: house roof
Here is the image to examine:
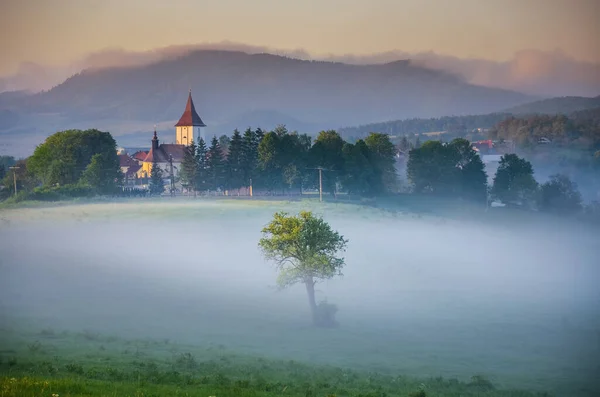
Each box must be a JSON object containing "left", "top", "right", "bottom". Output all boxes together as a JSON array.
[
  {"left": 132, "top": 151, "right": 148, "bottom": 161},
  {"left": 118, "top": 154, "right": 139, "bottom": 168},
  {"left": 125, "top": 163, "right": 141, "bottom": 177},
  {"left": 143, "top": 144, "right": 186, "bottom": 163},
  {"left": 175, "top": 90, "right": 206, "bottom": 127}
]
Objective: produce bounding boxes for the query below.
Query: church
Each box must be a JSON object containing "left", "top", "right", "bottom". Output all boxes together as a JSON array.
[{"left": 119, "top": 90, "right": 206, "bottom": 183}]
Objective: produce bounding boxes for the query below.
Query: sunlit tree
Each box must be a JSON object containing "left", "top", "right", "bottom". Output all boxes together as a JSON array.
[{"left": 259, "top": 211, "right": 348, "bottom": 327}]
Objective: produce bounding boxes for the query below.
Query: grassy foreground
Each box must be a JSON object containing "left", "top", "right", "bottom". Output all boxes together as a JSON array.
[{"left": 0, "top": 326, "right": 550, "bottom": 397}]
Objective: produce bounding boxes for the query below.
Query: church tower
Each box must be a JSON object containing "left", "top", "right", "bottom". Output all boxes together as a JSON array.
[{"left": 175, "top": 89, "right": 206, "bottom": 145}]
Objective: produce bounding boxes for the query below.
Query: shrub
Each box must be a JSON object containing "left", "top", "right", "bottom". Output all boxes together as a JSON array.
[{"left": 314, "top": 301, "right": 339, "bottom": 328}]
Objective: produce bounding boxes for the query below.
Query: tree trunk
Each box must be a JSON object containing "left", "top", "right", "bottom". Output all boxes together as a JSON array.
[{"left": 304, "top": 277, "right": 318, "bottom": 325}]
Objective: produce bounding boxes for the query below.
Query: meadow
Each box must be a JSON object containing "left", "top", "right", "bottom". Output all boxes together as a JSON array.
[{"left": 0, "top": 198, "right": 598, "bottom": 396}]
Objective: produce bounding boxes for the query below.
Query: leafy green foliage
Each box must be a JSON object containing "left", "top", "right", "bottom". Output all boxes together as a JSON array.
[
  {"left": 364, "top": 133, "right": 398, "bottom": 194},
  {"left": 259, "top": 211, "right": 347, "bottom": 326},
  {"left": 0, "top": 155, "right": 16, "bottom": 180},
  {"left": 28, "top": 129, "right": 119, "bottom": 187},
  {"left": 309, "top": 130, "right": 345, "bottom": 195},
  {"left": 489, "top": 112, "right": 600, "bottom": 149},
  {"left": 407, "top": 138, "right": 487, "bottom": 202},
  {"left": 491, "top": 154, "right": 538, "bottom": 207},
  {"left": 538, "top": 174, "right": 583, "bottom": 215},
  {"left": 81, "top": 153, "right": 122, "bottom": 194},
  {"left": 257, "top": 126, "right": 311, "bottom": 193}
]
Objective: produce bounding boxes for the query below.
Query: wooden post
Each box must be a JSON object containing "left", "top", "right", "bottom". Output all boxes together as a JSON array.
[{"left": 9, "top": 166, "right": 19, "bottom": 197}]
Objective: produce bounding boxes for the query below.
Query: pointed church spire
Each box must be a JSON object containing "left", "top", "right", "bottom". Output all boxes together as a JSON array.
[{"left": 175, "top": 90, "right": 206, "bottom": 127}]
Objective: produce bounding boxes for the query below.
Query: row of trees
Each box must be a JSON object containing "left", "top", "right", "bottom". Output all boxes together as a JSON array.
[
  {"left": 406, "top": 138, "right": 587, "bottom": 215},
  {"left": 175, "top": 126, "right": 398, "bottom": 197}
]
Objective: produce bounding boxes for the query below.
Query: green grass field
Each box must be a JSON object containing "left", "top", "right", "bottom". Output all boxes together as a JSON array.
[
  {"left": 0, "top": 325, "right": 550, "bottom": 397},
  {"left": 1, "top": 198, "right": 598, "bottom": 397}
]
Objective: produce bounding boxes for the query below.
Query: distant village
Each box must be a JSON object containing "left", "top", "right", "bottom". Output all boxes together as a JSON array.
[{"left": 117, "top": 90, "right": 529, "bottom": 193}]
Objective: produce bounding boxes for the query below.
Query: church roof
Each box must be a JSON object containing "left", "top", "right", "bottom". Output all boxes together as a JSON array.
[
  {"left": 143, "top": 144, "right": 186, "bottom": 163},
  {"left": 175, "top": 90, "right": 206, "bottom": 127}
]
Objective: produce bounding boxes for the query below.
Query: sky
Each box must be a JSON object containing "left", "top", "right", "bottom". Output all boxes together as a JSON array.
[{"left": 1, "top": 0, "right": 599, "bottom": 77}]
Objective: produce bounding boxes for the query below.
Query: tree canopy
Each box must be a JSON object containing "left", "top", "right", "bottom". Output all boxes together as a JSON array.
[
  {"left": 491, "top": 154, "right": 538, "bottom": 207},
  {"left": 28, "top": 129, "right": 119, "bottom": 187},
  {"left": 538, "top": 174, "right": 583, "bottom": 215},
  {"left": 407, "top": 138, "right": 487, "bottom": 201},
  {"left": 259, "top": 211, "right": 348, "bottom": 327}
]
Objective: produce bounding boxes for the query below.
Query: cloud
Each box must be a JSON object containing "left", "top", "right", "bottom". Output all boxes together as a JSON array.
[{"left": 1, "top": 42, "right": 599, "bottom": 98}]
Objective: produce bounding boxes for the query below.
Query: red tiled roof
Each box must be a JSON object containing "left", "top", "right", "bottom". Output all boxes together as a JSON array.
[
  {"left": 175, "top": 91, "right": 206, "bottom": 127},
  {"left": 118, "top": 154, "right": 139, "bottom": 167},
  {"left": 133, "top": 151, "right": 148, "bottom": 161}
]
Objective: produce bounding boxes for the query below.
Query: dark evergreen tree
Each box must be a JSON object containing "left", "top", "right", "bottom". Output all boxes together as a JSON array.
[
  {"left": 240, "top": 127, "right": 258, "bottom": 188},
  {"left": 195, "top": 138, "right": 208, "bottom": 192},
  {"left": 207, "top": 136, "right": 225, "bottom": 191},
  {"left": 226, "top": 129, "right": 244, "bottom": 191},
  {"left": 180, "top": 140, "right": 197, "bottom": 194},
  {"left": 149, "top": 158, "right": 164, "bottom": 195}
]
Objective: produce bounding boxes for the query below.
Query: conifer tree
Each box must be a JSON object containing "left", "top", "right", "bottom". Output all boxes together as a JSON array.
[
  {"left": 180, "top": 140, "right": 197, "bottom": 194},
  {"left": 207, "top": 136, "right": 225, "bottom": 192},
  {"left": 226, "top": 129, "right": 244, "bottom": 191},
  {"left": 149, "top": 157, "right": 164, "bottom": 195},
  {"left": 195, "top": 138, "right": 208, "bottom": 193}
]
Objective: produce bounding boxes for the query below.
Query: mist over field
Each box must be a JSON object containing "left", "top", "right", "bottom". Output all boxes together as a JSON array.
[{"left": 1, "top": 200, "right": 599, "bottom": 396}]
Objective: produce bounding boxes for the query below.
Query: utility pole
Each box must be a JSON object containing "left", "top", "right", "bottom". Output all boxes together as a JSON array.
[
  {"left": 318, "top": 168, "right": 323, "bottom": 202},
  {"left": 307, "top": 166, "right": 333, "bottom": 203},
  {"left": 9, "top": 166, "right": 20, "bottom": 197}
]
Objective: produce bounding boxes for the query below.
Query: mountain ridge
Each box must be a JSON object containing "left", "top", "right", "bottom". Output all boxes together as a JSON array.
[{"left": 0, "top": 49, "right": 535, "bottom": 156}]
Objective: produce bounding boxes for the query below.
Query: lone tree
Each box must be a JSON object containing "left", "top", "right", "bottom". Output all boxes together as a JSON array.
[{"left": 259, "top": 211, "right": 348, "bottom": 327}]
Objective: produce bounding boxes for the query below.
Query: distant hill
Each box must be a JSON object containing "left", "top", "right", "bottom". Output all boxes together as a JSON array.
[
  {"left": 0, "top": 50, "right": 534, "bottom": 156},
  {"left": 504, "top": 96, "right": 600, "bottom": 115},
  {"left": 337, "top": 113, "right": 511, "bottom": 139},
  {"left": 337, "top": 96, "right": 600, "bottom": 140}
]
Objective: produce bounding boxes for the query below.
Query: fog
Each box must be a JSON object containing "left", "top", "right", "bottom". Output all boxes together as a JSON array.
[{"left": 1, "top": 201, "right": 599, "bottom": 396}]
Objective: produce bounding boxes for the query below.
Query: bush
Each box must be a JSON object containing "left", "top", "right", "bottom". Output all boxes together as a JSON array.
[
  {"left": 538, "top": 174, "right": 582, "bottom": 215},
  {"left": 314, "top": 301, "right": 339, "bottom": 328},
  {"left": 28, "top": 184, "right": 95, "bottom": 201}
]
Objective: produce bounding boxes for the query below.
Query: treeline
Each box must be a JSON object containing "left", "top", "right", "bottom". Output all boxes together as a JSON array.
[
  {"left": 338, "top": 107, "right": 600, "bottom": 151},
  {"left": 408, "top": 139, "right": 600, "bottom": 220},
  {"left": 489, "top": 109, "right": 600, "bottom": 149},
  {"left": 338, "top": 113, "right": 510, "bottom": 139},
  {"left": 171, "top": 126, "right": 397, "bottom": 197}
]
